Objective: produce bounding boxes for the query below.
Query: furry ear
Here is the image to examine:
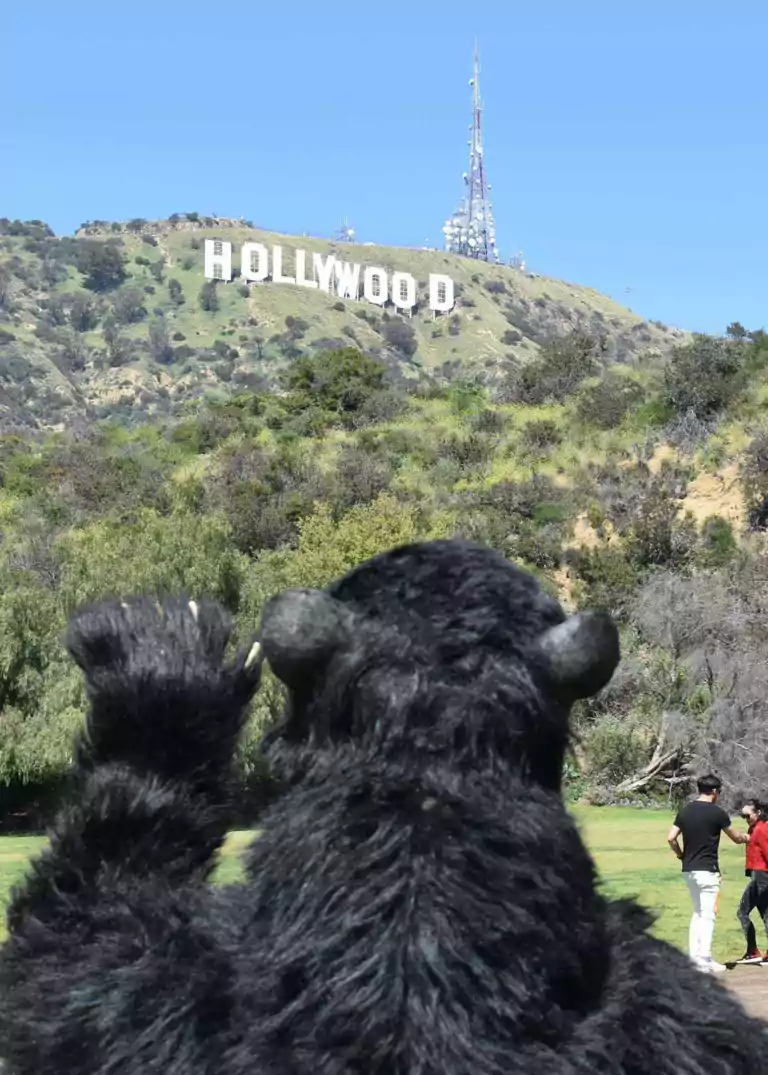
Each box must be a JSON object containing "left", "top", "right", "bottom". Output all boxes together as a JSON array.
[
  {"left": 536, "top": 611, "right": 620, "bottom": 701},
  {"left": 259, "top": 588, "right": 353, "bottom": 690}
]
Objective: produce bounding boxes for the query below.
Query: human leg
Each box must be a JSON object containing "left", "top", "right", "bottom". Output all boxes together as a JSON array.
[
  {"left": 697, "top": 872, "right": 723, "bottom": 966},
  {"left": 684, "top": 871, "right": 703, "bottom": 960},
  {"left": 684, "top": 871, "right": 724, "bottom": 972},
  {"left": 736, "top": 876, "right": 761, "bottom": 961},
  {"left": 751, "top": 870, "right": 768, "bottom": 959}
]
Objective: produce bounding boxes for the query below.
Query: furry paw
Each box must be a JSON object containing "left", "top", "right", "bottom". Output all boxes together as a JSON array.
[{"left": 65, "top": 594, "right": 263, "bottom": 794}]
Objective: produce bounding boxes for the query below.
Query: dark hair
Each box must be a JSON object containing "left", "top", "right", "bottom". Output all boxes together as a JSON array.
[{"left": 697, "top": 773, "right": 723, "bottom": 795}]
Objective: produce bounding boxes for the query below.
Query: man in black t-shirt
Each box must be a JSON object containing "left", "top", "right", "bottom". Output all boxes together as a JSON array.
[{"left": 667, "top": 773, "right": 750, "bottom": 974}]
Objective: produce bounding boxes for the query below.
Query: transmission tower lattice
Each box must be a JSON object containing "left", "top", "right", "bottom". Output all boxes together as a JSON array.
[
  {"left": 333, "top": 217, "right": 356, "bottom": 243},
  {"left": 443, "top": 44, "right": 499, "bottom": 264}
]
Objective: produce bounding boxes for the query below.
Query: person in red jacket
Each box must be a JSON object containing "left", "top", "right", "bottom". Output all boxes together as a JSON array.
[{"left": 735, "top": 799, "right": 768, "bottom": 964}]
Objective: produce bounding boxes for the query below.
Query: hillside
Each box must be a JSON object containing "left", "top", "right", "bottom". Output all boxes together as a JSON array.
[
  {"left": 3, "top": 211, "right": 768, "bottom": 822},
  {"left": 0, "top": 214, "right": 685, "bottom": 431},
  {"left": 0, "top": 279, "right": 766, "bottom": 816}
]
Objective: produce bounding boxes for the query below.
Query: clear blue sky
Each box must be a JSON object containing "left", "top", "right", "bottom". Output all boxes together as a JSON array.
[{"left": 3, "top": 1, "right": 765, "bottom": 334}]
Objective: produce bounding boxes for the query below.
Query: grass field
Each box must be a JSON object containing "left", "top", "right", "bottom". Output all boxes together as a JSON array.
[{"left": 0, "top": 808, "right": 755, "bottom": 961}]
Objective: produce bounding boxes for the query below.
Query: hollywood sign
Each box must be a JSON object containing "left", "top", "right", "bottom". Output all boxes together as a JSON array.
[{"left": 203, "top": 240, "right": 455, "bottom": 313}]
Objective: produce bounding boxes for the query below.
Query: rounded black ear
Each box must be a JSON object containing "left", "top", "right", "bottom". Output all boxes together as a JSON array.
[
  {"left": 259, "top": 588, "right": 353, "bottom": 690},
  {"left": 536, "top": 611, "right": 620, "bottom": 701}
]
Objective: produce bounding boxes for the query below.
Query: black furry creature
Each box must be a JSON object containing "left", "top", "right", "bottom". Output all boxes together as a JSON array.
[{"left": 0, "top": 538, "right": 766, "bottom": 1074}]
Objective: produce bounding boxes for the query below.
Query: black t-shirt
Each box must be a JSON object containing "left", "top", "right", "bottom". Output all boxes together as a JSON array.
[{"left": 674, "top": 800, "right": 731, "bottom": 873}]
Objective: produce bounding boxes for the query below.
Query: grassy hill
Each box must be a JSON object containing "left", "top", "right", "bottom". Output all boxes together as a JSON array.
[
  {"left": 2, "top": 212, "right": 768, "bottom": 820},
  {"left": 0, "top": 214, "right": 684, "bottom": 431}
]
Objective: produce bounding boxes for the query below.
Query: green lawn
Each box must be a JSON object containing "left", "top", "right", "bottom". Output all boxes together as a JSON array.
[{"left": 0, "top": 808, "right": 754, "bottom": 961}]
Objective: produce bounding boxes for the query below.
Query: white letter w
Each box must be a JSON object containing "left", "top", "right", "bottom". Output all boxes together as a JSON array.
[{"left": 335, "top": 260, "right": 361, "bottom": 299}]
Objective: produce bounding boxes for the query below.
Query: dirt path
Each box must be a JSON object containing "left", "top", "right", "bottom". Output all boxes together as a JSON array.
[{"left": 725, "top": 965, "right": 768, "bottom": 1022}]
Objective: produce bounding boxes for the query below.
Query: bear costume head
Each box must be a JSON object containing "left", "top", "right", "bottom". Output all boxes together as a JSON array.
[{"left": 258, "top": 538, "right": 619, "bottom": 792}]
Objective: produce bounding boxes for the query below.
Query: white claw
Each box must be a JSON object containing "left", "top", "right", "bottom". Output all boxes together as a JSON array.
[
  {"left": 245, "top": 641, "right": 262, "bottom": 669},
  {"left": 188, "top": 600, "right": 199, "bottom": 622}
]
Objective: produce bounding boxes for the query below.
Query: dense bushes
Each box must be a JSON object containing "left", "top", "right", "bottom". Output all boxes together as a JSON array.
[
  {"left": 569, "top": 544, "right": 640, "bottom": 619},
  {"left": 740, "top": 428, "right": 768, "bottom": 529},
  {"left": 281, "top": 347, "right": 392, "bottom": 427},
  {"left": 75, "top": 241, "right": 128, "bottom": 292},
  {"left": 381, "top": 317, "right": 417, "bottom": 357},
  {"left": 112, "top": 287, "right": 147, "bottom": 325},
  {"left": 331, "top": 444, "right": 395, "bottom": 513},
  {"left": 207, "top": 440, "right": 327, "bottom": 555},
  {"left": 575, "top": 369, "right": 645, "bottom": 429},
  {"left": 507, "top": 331, "right": 605, "bottom": 405},
  {"left": 519, "top": 418, "right": 562, "bottom": 451},
  {"left": 663, "top": 334, "right": 747, "bottom": 418},
  {"left": 449, "top": 476, "right": 572, "bottom": 576},
  {"left": 199, "top": 280, "right": 219, "bottom": 312},
  {"left": 2, "top": 314, "right": 768, "bottom": 818}
]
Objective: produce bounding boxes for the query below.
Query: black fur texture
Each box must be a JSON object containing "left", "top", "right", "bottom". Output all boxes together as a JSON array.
[{"left": 0, "top": 540, "right": 765, "bottom": 1074}]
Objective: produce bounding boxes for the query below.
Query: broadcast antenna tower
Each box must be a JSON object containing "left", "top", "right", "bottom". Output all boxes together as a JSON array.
[
  {"left": 333, "top": 217, "right": 356, "bottom": 243},
  {"left": 443, "top": 43, "right": 500, "bottom": 264}
]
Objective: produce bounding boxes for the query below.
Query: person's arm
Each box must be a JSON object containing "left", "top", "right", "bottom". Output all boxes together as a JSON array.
[
  {"left": 723, "top": 825, "right": 750, "bottom": 845},
  {"left": 667, "top": 823, "right": 684, "bottom": 860}
]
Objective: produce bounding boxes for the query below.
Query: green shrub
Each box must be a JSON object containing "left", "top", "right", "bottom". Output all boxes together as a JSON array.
[
  {"left": 582, "top": 715, "right": 648, "bottom": 784},
  {"left": 282, "top": 348, "right": 386, "bottom": 420},
  {"left": 514, "top": 332, "right": 604, "bottom": 405},
  {"left": 697, "top": 515, "right": 738, "bottom": 567},
  {"left": 740, "top": 429, "right": 768, "bottom": 529},
  {"left": 199, "top": 280, "right": 219, "bottom": 313},
  {"left": 663, "top": 334, "right": 746, "bottom": 418},
  {"left": 571, "top": 545, "right": 640, "bottom": 619},
  {"left": 519, "top": 418, "right": 562, "bottom": 450},
  {"left": 624, "top": 485, "right": 697, "bottom": 570},
  {"left": 575, "top": 370, "right": 646, "bottom": 429},
  {"left": 469, "top": 408, "right": 507, "bottom": 435},
  {"left": 436, "top": 431, "right": 496, "bottom": 469}
]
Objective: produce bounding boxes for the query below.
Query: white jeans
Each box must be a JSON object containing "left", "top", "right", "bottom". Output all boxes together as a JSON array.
[{"left": 684, "top": 870, "right": 721, "bottom": 960}]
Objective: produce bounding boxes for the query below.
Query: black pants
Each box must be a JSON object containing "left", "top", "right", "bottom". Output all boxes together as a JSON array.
[{"left": 738, "top": 871, "right": 768, "bottom": 952}]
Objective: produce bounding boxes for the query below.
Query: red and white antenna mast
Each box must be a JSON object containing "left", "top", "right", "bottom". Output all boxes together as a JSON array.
[{"left": 443, "top": 42, "right": 500, "bottom": 264}]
